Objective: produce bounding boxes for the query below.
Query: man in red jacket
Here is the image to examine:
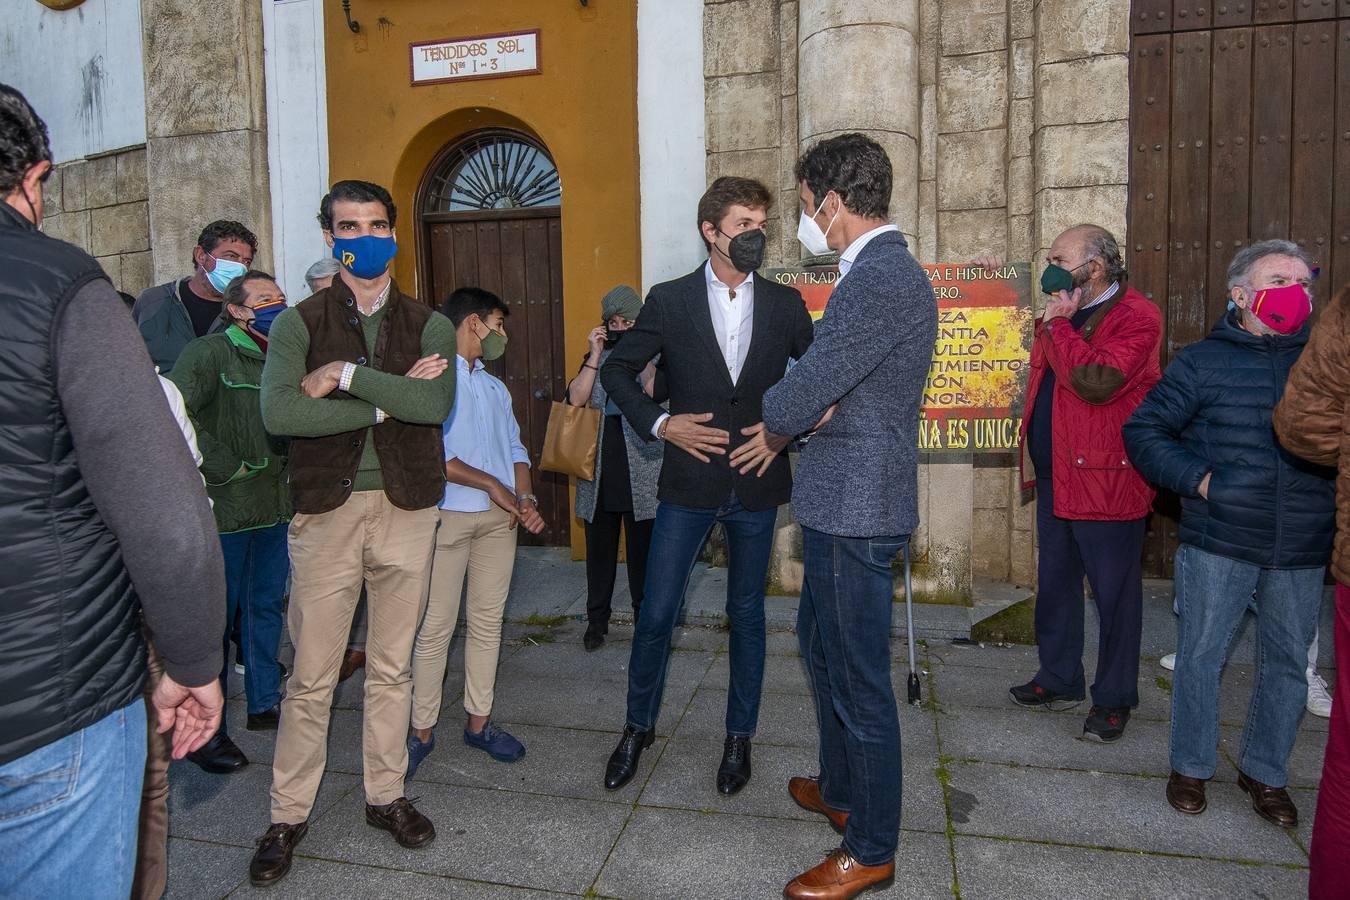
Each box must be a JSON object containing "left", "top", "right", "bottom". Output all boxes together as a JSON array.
[{"left": 985, "top": 224, "right": 1162, "bottom": 742}]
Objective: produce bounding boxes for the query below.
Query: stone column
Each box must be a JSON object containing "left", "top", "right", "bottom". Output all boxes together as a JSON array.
[
  {"left": 140, "top": 0, "right": 273, "bottom": 282},
  {"left": 798, "top": 0, "right": 921, "bottom": 250}
]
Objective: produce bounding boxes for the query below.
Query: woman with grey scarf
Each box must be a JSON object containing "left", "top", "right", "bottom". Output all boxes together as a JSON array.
[{"left": 566, "top": 285, "right": 663, "bottom": 651}]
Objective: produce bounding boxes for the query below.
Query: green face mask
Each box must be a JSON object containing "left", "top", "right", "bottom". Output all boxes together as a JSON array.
[
  {"left": 1039, "top": 264, "right": 1075, "bottom": 296},
  {"left": 479, "top": 326, "right": 508, "bottom": 361}
]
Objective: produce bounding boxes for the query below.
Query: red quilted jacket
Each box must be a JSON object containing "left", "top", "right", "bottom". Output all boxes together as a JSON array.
[{"left": 1019, "top": 285, "right": 1162, "bottom": 521}]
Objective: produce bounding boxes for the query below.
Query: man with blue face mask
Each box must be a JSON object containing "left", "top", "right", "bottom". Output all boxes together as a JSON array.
[{"left": 133, "top": 219, "right": 258, "bottom": 373}]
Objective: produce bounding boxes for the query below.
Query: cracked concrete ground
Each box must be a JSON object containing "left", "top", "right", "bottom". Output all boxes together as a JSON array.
[{"left": 164, "top": 549, "right": 1331, "bottom": 898}]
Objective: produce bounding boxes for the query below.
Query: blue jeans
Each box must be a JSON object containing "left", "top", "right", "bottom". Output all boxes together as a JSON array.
[
  {"left": 799, "top": 527, "right": 906, "bottom": 867},
  {"left": 626, "top": 495, "right": 777, "bottom": 736},
  {"left": 0, "top": 699, "right": 147, "bottom": 898},
  {"left": 220, "top": 523, "right": 290, "bottom": 717},
  {"left": 1171, "top": 543, "right": 1323, "bottom": 786}
]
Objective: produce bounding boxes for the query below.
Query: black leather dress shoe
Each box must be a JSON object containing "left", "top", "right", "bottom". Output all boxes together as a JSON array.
[
  {"left": 604, "top": 725, "right": 654, "bottom": 791},
  {"left": 186, "top": 732, "right": 248, "bottom": 773},
  {"left": 249, "top": 821, "right": 307, "bottom": 886},
  {"left": 717, "top": 735, "right": 752, "bottom": 795},
  {"left": 366, "top": 797, "right": 436, "bottom": 848},
  {"left": 246, "top": 706, "right": 281, "bottom": 731}
]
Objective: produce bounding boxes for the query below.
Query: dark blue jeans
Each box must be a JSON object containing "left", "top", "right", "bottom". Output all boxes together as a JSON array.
[
  {"left": 626, "top": 495, "right": 776, "bottom": 736},
  {"left": 799, "top": 527, "right": 906, "bottom": 867},
  {"left": 1034, "top": 478, "right": 1145, "bottom": 709},
  {"left": 219, "top": 522, "right": 290, "bottom": 719}
]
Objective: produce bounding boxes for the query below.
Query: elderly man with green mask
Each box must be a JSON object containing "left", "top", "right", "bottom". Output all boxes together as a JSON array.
[
  {"left": 978, "top": 223, "right": 1162, "bottom": 744},
  {"left": 567, "top": 285, "right": 664, "bottom": 651}
]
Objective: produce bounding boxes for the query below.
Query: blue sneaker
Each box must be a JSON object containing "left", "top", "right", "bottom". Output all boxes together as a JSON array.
[
  {"left": 463, "top": 719, "right": 525, "bottom": 762},
  {"left": 406, "top": 730, "right": 435, "bottom": 781}
]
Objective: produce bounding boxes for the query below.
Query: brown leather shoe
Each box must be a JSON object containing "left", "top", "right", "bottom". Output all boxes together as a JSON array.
[
  {"left": 784, "top": 848, "right": 894, "bottom": 899},
  {"left": 788, "top": 777, "right": 849, "bottom": 833},
  {"left": 339, "top": 648, "right": 366, "bottom": 682},
  {"left": 1166, "top": 771, "right": 1207, "bottom": 815},
  {"left": 1237, "top": 771, "right": 1298, "bottom": 827},
  {"left": 365, "top": 797, "right": 436, "bottom": 848},
  {"left": 248, "top": 821, "right": 308, "bottom": 886}
]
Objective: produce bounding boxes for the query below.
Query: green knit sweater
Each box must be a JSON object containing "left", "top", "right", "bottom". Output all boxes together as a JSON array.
[{"left": 260, "top": 303, "right": 457, "bottom": 493}]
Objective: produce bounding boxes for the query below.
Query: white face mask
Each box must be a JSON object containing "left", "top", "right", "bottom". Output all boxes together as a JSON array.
[{"left": 797, "top": 194, "right": 839, "bottom": 256}]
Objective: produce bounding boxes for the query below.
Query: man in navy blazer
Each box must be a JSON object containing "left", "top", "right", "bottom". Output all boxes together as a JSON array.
[
  {"left": 763, "top": 134, "right": 937, "bottom": 900},
  {"left": 601, "top": 177, "right": 815, "bottom": 797}
]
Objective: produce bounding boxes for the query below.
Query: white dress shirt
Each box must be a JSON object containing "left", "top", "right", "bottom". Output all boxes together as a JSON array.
[
  {"left": 704, "top": 259, "right": 755, "bottom": 384},
  {"left": 651, "top": 260, "right": 758, "bottom": 438},
  {"left": 440, "top": 355, "right": 531, "bottom": 512},
  {"left": 837, "top": 224, "right": 900, "bottom": 282}
]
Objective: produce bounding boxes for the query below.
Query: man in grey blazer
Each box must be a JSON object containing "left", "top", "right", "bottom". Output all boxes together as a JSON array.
[{"left": 763, "top": 133, "right": 937, "bottom": 900}]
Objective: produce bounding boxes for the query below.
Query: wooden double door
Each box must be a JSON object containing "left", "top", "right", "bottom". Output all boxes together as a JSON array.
[
  {"left": 422, "top": 209, "right": 569, "bottom": 547},
  {"left": 1128, "top": 0, "right": 1350, "bottom": 575}
]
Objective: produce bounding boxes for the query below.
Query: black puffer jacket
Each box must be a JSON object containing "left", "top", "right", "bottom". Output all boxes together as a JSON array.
[{"left": 1123, "top": 310, "right": 1335, "bottom": 569}]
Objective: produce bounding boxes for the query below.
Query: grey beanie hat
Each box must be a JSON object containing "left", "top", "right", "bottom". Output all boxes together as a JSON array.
[{"left": 601, "top": 284, "right": 643, "bottom": 321}]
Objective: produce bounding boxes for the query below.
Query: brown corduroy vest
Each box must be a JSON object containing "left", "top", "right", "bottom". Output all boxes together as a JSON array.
[{"left": 287, "top": 280, "right": 445, "bottom": 514}]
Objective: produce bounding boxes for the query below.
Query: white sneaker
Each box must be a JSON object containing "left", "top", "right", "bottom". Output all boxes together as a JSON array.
[
  {"left": 1308, "top": 671, "right": 1333, "bottom": 718},
  {"left": 1160, "top": 652, "right": 1176, "bottom": 671}
]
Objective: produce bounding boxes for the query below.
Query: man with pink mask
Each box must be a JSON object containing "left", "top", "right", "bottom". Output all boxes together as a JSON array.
[{"left": 1123, "top": 240, "right": 1335, "bottom": 828}]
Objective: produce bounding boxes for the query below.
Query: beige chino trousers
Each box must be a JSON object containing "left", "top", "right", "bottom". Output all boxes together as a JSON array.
[
  {"left": 269, "top": 492, "right": 438, "bottom": 824},
  {"left": 411, "top": 505, "right": 518, "bottom": 728}
]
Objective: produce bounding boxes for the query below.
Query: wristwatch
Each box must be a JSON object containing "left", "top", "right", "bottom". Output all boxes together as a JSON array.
[{"left": 517, "top": 493, "right": 538, "bottom": 506}]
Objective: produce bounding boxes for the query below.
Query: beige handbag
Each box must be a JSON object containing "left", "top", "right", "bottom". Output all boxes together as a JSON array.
[{"left": 539, "top": 400, "right": 602, "bottom": 480}]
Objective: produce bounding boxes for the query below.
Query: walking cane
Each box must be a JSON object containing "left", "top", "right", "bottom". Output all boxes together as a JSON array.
[{"left": 904, "top": 542, "right": 921, "bottom": 705}]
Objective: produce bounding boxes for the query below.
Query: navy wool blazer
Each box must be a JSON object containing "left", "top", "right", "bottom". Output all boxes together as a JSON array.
[{"left": 601, "top": 265, "right": 814, "bottom": 512}]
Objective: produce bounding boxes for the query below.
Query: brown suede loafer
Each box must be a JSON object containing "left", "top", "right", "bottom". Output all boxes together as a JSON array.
[
  {"left": 1237, "top": 771, "right": 1298, "bottom": 827},
  {"left": 1166, "top": 771, "right": 1207, "bottom": 815},
  {"left": 784, "top": 848, "right": 895, "bottom": 900},
  {"left": 788, "top": 777, "right": 850, "bottom": 833},
  {"left": 248, "top": 821, "right": 308, "bottom": 886},
  {"left": 365, "top": 797, "right": 436, "bottom": 848}
]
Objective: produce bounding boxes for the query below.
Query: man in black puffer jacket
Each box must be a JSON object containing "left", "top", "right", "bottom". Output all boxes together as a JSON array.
[
  {"left": 0, "top": 85, "right": 226, "bottom": 898},
  {"left": 1124, "top": 239, "right": 1335, "bottom": 831}
]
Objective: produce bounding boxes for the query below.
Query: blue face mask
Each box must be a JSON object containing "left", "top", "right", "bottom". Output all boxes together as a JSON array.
[
  {"left": 332, "top": 235, "right": 398, "bottom": 280},
  {"left": 205, "top": 254, "right": 248, "bottom": 294},
  {"left": 249, "top": 299, "right": 287, "bottom": 337}
]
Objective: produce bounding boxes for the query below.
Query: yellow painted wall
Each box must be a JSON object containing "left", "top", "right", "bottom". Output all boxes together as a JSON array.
[{"left": 325, "top": 1, "right": 640, "bottom": 556}]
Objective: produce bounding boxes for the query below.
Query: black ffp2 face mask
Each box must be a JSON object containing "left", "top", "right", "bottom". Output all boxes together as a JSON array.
[{"left": 718, "top": 228, "right": 766, "bottom": 274}]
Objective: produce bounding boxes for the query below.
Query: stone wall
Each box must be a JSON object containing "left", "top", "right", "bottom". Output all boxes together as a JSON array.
[
  {"left": 702, "top": 0, "right": 1132, "bottom": 593},
  {"left": 141, "top": 0, "right": 273, "bottom": 283},
  {"left": 40, "top": 146, "right": 154, "bottom": 297}
]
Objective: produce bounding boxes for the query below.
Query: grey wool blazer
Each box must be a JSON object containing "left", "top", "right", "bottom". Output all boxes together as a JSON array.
[{"left": 762, "top": 230, "right": 937, "bottom": 538}]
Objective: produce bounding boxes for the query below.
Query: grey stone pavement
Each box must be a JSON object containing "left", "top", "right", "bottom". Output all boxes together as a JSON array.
[{"left": 166, "top": 548, "right": 1333, "bottom": 898}]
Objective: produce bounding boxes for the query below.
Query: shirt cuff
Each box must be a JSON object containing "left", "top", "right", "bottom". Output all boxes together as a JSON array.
[
  {"left": 652, "top": 412, "right": 670, "bottom": 439},
  {"left": 339, "top": 362, "right": 357, "bottom": 393},
  {"left": 374, "top": 408, "right": 387, "bottom": 424}
]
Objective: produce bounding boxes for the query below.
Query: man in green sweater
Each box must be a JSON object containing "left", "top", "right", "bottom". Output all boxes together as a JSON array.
[{"left": 249, "top": 181, "right": 456, "bottom": 887}]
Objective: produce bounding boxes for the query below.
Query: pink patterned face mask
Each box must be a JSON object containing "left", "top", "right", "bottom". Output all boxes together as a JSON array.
[{"left": 1250, "top": 283, "right": 1312, "bottom": 335}]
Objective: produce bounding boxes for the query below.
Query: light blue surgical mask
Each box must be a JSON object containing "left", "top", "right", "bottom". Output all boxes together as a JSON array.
[{"left": 205, "top": 254, "right": 248, "bottom": 294}]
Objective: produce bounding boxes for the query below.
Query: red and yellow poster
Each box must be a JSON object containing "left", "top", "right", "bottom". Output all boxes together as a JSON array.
[{"left": 761, "top": 263, "right": 1034, "bottom": 452}]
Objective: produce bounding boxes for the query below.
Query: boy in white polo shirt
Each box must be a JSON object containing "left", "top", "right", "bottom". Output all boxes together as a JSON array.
[{"left": 407, "top": 287, "right": 545, "bottom": 777}]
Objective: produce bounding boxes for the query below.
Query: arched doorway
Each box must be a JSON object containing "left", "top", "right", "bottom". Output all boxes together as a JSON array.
[{"left": 418, "top": 129, "right": 568, "bottom": 547}]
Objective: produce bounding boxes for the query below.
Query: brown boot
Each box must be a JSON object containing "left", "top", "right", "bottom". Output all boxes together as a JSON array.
[
  {"left": 784, "top": 848, "right": 894, "bottom": 899},
  {"left": 1237, "top": 771, "right": 1298, "bottom": 827},
  {"left": 339, "top": 648, "right": 366, "bottom": 682},
  {"left": 248, "top": 821, "right": 308, "bottom": 886},
  {"left": 788, "top": 777, "right": 849, "bottom": 833},
  {"left": 1165, "top": 771, "right": 1207, "bottom": 814}
]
